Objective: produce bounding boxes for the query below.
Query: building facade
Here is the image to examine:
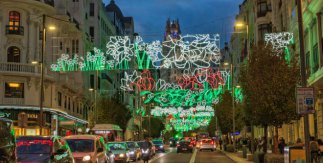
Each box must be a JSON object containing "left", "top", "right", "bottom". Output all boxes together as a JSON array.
[{"left": 0, "top": 0, "right": 88, "bottom": 136}]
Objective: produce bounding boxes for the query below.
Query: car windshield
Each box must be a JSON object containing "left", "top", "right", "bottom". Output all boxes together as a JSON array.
[
  {"left": 137, "top": 141, "right": 145, "bottom": 148},
  {"left": 108, "top": 143, "right": 126, "bottom": 150},
  {"left": 16, "top": 139, "right": 52, "bottom": 154},
  {"left": 202, "top": 140, "right": 213, "bottom": 144},
  {"left": 126, "top": 142, "right": 136, "bottom": 148},
  {"left": 152, "top": 140, "right": 163, "bottom": 145},
  {"left": 180, "top": 141, "right": 190, "bottom": 145},
  {"left": 66, "top": 139, "right": 94, "bottom": 152}
]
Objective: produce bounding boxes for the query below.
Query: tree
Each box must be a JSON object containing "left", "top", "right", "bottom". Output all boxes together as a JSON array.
[
  {"left": 239, "top": 43, "right": 299, "bottom": 153},
  {"left": 96, "top": 95, "right": 132, "bottom": 131},
  {"left": 142, "top": 117, "right": 164, "bottom": 138},
  {"left": 215, "top": 91, "right": 245, "bottom": 141}
]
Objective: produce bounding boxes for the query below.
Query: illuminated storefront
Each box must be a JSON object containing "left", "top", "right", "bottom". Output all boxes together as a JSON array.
[{"left": 0, "top": 106, "right": 87, "bottom": 136}]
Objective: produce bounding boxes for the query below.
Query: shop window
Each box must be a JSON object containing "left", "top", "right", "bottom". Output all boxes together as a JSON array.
[
  {"left": 58, "top": 92, "right": 62, "bottom": 106},
  {"left": 5, "top": 82, "right": 24, "bottom": 98},
  {"left": 7, "top": 46, "right": 20, "bottom": 62}
]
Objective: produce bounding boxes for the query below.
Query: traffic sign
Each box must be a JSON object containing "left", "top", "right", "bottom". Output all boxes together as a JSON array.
[{"left": 296, "top": 87, "right": 315, "bottom": 114}]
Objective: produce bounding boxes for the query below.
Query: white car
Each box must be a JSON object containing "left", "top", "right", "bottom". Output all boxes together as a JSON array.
[{"left": 199, "top": 139, "right": 216, "bottom": 151}]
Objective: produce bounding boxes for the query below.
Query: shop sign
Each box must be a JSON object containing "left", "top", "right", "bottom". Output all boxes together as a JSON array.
[
  {"left": 94, "top": 130, "right": 111, "bottom": 134},
  {"left": 296, "top": 87, "right": 315, "bottom": 114},
  {"left": 27, "top": 113, "right": 38, "bottom": 119},
  {"left": 0, "top": 112, "right": 11, "bottom": 118}
]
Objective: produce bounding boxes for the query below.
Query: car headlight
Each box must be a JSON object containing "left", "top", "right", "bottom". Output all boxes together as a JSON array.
[
  {"left": 119, "top": 153, "right": 125, "bottom": 157},
  {"left": 170, "top": 141, "right": 172, "bottom": 144},
  {"left": 129, "top": 151, "right": 135, "bottom": 154},
  {"left": 82, "top": 155, "right": 91, "bottom": 161},
  {"left": 141, "top": 149, "right": 149, "bottom": 153},
  {"left": 160, "top": 145, "right": 163, "bottom": 148}
]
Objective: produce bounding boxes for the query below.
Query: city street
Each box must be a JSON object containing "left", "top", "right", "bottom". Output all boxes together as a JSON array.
[{"left": 132, "top": 147, "right": 235, "bottom": 163}]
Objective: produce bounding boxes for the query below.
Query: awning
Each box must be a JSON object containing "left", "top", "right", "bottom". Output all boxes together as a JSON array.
[
  {"left": 92, "top": 124, "right": 122, "bottom": 131},
  {"left": 0, "top": 106, "right": 88, "bottom": 124}
]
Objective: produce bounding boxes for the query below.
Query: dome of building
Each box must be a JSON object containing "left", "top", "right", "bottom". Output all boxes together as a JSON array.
[{"left": 105, "top": 0, "right": 123, "bottom": 18}]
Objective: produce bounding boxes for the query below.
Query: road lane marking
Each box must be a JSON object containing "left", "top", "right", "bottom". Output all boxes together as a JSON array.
[
  {"left": 149, "top": 149, "right": 173, "bottom": 163},
  {"left": 189, "top": 149, "right": 197, "bottom": 163}
]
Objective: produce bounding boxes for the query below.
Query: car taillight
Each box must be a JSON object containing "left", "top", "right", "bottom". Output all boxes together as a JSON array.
[
  {"left": 211, "top": 141, "right": 214, "bottom": 145},
  {"left": 200, "top": 142, "right": 203, "bottom": 145}
]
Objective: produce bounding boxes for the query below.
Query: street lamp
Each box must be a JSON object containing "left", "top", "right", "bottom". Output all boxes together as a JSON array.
[{"left": 235, "top": 22, "right": 249, "bottom": 60}]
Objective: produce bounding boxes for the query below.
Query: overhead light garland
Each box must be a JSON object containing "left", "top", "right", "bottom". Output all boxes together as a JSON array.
[
  {"left": 264, "top": 32, "right": 293, "bottom": 54},
  {"left": 50, "top": 34, "right": 221, "bottom": 76}
]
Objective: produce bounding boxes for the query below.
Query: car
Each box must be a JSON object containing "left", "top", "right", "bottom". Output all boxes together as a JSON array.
[
  {"left": 152, "top": 140, "right": 165, "bottom": 152},
  {"left": 64, "top": 135, "right": 107, "bottom": 163},
  {"left": 98, "top": 136, "right": 115, "bottom": 163},
  {"left": 137, "top": 141, "right": 155, "bottom": 157},
  {"left": 16, "top": 136, "right": 74, "bottom": 163},
  {"left": 196, "top": 139, "right": 202, "bottom": 149},
  {"left": 0, "top": 118, "right": 15, "bottom": 162},
  {"left": 125, "top": 141, "right": 141, "bottom": 161},
  {"left": 107, "top": 142, "right": 131, "bottom": 163},
  {"left": 177, "top": 140, "right": 193, "bottom": 153},
  {"left": 199, "top": 139, "right": 216, "bottom": 151}
]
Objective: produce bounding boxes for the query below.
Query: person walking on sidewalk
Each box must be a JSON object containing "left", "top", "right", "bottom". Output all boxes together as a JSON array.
[{"left": 219, "top": 139, "right": 223, "bottom": 150}]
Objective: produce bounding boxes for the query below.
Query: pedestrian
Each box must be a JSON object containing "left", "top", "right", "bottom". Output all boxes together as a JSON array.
[
  {"left": 219, "top": 138, "right": 223, "bottom": 150},
  {"left": 278, "top": 137, "right": 285, "bottom": 154},
  {"left": 310, "top": 136, "right": 319, "bottom": 163}
]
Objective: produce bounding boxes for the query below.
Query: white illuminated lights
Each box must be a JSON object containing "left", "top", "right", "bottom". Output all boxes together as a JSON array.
[{"left": 264, "top": 32, "right": 293, "bottom": 53}]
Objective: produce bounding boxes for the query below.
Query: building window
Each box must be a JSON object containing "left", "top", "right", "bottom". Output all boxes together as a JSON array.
[
  {"left": 90, "top": 74, "right": 95, "bottom": 89},
  {"left": 258, "top": 23, "right": 272, "bottom": 41},
  {"left": 76, "top": 40, "right": 79, "bottom": 53},
  {"left": 64, "top": 96, "right": 67, "bottom": 108},
  {"left": 72, "top": 40, "right": 75, "bottom": 54},
  {"left": 60, "top": 42, "right": 63, "bottom": 50},
  {"left": 90, "top": 3, "right": 94, "bottom": 16},
  {"left": 5, "top": 82, "right": 24, "bottom": 98},
  {"left": 7, "top": 46, "right": 20, "bottom": 62},
  {"left": 257, "top": 0, "right": 268, "bottom": 17},
  {"left": 89, "top": 26, "right": 94, "bottom": 41},
  {"left": 68, "top": 97, "right": 71, "bottom": 110},
  {"left": 8, "top": 11, "right": 20, "bottom": 31},
  {"left": 73, "top": 102, "right": 75, "bottom": 112},
  {"left": 306, "top": 51, "right": 310, "bottom": 75},
  {"left": 313, "top": 43, "right": 319, "bottom": 72},
  {"left": 58, "top": 92, "right": 62, "bottom": 106}
]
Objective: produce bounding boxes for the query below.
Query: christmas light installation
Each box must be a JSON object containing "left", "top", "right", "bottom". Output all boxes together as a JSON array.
[
  {"left": 50, "top": 34, "right": 222, "bottom": 76},
  {"left": 120, "top": 69, "right": 230, "bottom": 91},
  {"left": 264, "top": 32, "right": 293, "bottom": 54},
  {"left": 151, "top": 106, "right": 214, "bottom": 132}
]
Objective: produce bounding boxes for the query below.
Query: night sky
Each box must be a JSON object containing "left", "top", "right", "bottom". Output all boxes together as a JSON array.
[{"left": 103, "top": 0, "right": 244, "bottom": 46}]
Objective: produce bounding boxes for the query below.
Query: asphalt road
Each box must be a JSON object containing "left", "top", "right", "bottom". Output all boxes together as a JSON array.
[{"left": 145, "top": 147, "right": 235, "bottom": 163}]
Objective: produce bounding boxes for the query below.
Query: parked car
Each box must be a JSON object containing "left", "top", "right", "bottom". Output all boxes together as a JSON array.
[
  {"left": 64, "top": 135, "right": 107, "bottom": 163},
  {"left": 125, "top": 141, "right": 141, "bottom": 161},
  {"left": 177, "top": 140, "right": 193, "bottom": 153},
  {"left": 199, "top": 139, "right": 216, "bottom": 151},
  {"left": 107, "top": 142, "right": 130, "bottom": 163},
  {"left": 196, "top": 139, "right": 202, "bottom": 149},
  {"left": 137, "top": 141, "right": 155, "bottom": 157},
  {"left": 152, "top": 140, "right": 165, "bottom": 152},
  {"left": 0, "top": 118, "right": 15, "bottom": 162},
  {"left": 16, "top": 136, "right": 74, "bottom": 163}
]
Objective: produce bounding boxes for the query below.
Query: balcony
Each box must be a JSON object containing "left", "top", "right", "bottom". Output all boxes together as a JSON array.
[
  {"left": 5, "top": 25, "right": 24, "bottom": 36},
  {"left": 0, "top": 62, "right": 39, "bottom": 75}
]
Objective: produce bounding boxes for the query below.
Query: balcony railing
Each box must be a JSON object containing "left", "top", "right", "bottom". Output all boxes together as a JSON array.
[
  {"left": 5, "top": 25, "right": 24, "bottom": 36},
  {"left": 34, "top": 0, "right": 54, "bottom": 7},
  {"left": 0, "top": 62, "right": 39, "bottom": 74},
  {"left": 2, "top": 97, "right": 25, "bottom": 105}
]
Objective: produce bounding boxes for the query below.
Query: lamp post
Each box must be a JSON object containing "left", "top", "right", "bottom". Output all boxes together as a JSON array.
[
  {"left": 89, "top": 88, "right": 97, "bottom": 124},
  {"left": 37, "top": 15, "right": 56, "bottom": 135}
]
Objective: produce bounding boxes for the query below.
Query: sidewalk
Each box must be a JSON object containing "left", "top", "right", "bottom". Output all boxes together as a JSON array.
[{"left": 220, "top": 150, "right": 254, "bottom": 163}]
